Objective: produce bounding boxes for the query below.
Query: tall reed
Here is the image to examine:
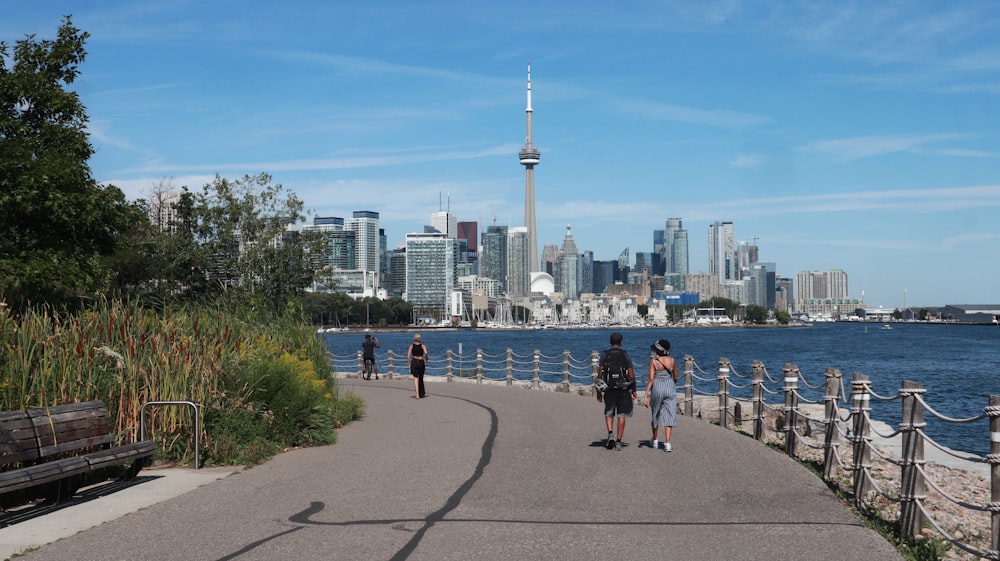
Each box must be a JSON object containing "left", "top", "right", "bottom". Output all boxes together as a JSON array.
[{"left": 0, "top": 298, "right": 349, "bottom": 465}]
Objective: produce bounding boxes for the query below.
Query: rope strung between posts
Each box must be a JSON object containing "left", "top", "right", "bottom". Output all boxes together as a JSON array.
[
  {"left": 916, "top": 427, "right": 991, "bottom": 464},
  {"left": 914, "top": 501, "right": 997, "bottom": 561},
  {"left": 914, "top": 393, "right": 990, "bottom": 424},
  {"left": 913, "top": 463, "right": 992, "bottom": 512}
]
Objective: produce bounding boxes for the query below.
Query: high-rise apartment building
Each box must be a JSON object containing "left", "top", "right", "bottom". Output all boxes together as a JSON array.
[
  {"left": 405, "top": 232, "right": 455, "bottom": 316},
  {"left": 507, "top": 227, "right": 532, "bottom": 295},
  {"left": 347, "top": 211, "right": 380, "bottom": 286},
  {"left": 795, "top": 269, "right": 849, "bottom": 312},
  {"left": 708, "top": 221, "right": 736, "bottom": 281},
  {"left": 481, "top": 225, "right": 509, "bottom": 291},
  {"left": 663, "top": 218, "right": 689, "bottom": 275}
]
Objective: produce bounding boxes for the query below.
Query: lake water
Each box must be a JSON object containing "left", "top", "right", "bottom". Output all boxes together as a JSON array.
[{"left": 322, "top": 322, "right": 1000, "bottom": 455}]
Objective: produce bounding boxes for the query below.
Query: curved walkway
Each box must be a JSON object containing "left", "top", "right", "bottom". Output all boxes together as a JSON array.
[{"left": 7, "top": 379, "right": 902, "bottom": 561}]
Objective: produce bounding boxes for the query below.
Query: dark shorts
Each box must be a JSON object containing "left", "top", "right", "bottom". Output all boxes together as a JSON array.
[{"left": 603, "top": 389, "right": 634, "bottom": 418}]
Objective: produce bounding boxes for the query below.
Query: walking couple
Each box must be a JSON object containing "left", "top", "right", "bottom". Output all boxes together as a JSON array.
[{"left": 594, "top": 332, "right": 678, "bottom": 452}]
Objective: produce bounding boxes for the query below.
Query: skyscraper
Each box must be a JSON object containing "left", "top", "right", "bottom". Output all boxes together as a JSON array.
[
  {"left": 507, "top": 227, "right": 532, "bottom": 295},
  {"left": 347, "top": 210, "right": 380, "bottom": 285},
  {"left": 519, "top": 62, "right": 540, "bottom": 273},
  {"left": 664, "top": 218, "right": 688, "bottom": 275},
  {"left": 481, "top": 225, "right": 509, "bottom": 291},
  {"left": 556, "top": 225, "right": 580, "bottom": 298},
  {"left": 430, "top": 210, "right": 457, "bottom": 239},
  {"left": 708, "top": 221, "right": 735, "bottom": 281}
]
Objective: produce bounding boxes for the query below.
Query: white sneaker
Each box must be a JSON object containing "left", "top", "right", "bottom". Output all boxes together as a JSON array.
[
  {"left": 665, "top": 443, "right": 672, "bottom": 452},
  {"left": 650, "top": 439, "right": 658, "bottom": 449}
]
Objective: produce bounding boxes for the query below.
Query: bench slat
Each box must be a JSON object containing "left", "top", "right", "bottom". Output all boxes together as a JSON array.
[{"left": 0, "top": 456, "right": 89, "bottom": 494}]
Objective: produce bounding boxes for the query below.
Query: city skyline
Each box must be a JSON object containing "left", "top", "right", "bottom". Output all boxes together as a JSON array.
[{"left": 5, "top": 2, "right": 999, "bottom": 309}]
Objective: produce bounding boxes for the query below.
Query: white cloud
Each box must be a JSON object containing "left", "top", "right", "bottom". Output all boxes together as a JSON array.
[
  {"left": 799, "top": 134, "right": 968, "bottom": 161},
  {"left": 730, "top": 154, "right": 763, "bottom": 168}
]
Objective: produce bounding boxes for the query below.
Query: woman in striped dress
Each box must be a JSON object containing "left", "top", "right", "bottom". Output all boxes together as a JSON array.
[{"left": 643, "top": 339, "right": 678, "bottom": 452}]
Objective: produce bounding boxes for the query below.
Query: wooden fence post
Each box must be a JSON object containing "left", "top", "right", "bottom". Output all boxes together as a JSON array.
[
  {"left": 591, "top": 351, "right": 600, "bottom": 390},
  {"left": 851, "top": 373, "right": 873, "bottom": 506},
  {"left": 988, "top": 395, "right": 1000, "bottom": 554},
  {"left": 446, "top": 349, "right": 454, "bottom": 381},
  {"left": 356, "top": 350, "right": 363, "bottom": 378},
  {"left": 476, "top": 349, "right": 483, "bottom": 382},
  {"left": 822, "top": 367, "right": 842, "bottom": 481},
  {"left": 899, "top": 380, "right": 926, "bottom": 539},
  {"left": 387, "top": 349, "right": 395, "bottom": 379},
  {"left": 783, "top": 364, "right": 800, "bottom": 458},
  {"left": 718, "top": 358, "right": 731, "bottom": 429},
  {"left": 751, "top": 360, "right": 765, "bottom": 440},
  {"left": 683, "top": 355, "right": 695, "bottom": 417},
  {"left": 505, "top": 348, "right": 513, "bottom": 385},
  {"left": 531, "top": 349, "right": 540, "bottom": 388},
  {"left": 562, "top": 350, "right": 571, "bottom": 390}
]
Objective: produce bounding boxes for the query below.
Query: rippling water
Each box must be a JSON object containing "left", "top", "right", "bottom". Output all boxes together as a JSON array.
[{"left": 322, "top": 322, "right": 1000, "bottom": 455}]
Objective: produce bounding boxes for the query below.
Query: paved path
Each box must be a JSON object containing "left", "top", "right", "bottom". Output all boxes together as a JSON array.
[{"left": 3, "top": 378, "right": 903, "bottom": 561}]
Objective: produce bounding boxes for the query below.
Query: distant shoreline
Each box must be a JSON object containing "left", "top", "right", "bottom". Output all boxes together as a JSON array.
[{"left": 319, "top": 319, "right": 999, "bottom": 334}]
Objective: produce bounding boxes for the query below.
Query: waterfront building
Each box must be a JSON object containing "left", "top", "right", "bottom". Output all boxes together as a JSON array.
[
  {"left": 795, "top": 269, "right": 850, "bottom": 312},
  {"left": 708, "top": 221, "right": 736, "bottom": 282},
  {"left": 404, "top": 232, "right": 455, "bottom": 318}
]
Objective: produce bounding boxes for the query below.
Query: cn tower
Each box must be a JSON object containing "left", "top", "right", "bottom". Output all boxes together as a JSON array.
[{"left": 519, "top": 62, "right": 541, "bottom": 273}]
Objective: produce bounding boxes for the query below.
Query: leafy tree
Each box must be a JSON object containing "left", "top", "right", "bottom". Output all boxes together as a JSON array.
[
  {"left": 774, "top": 309, "right": 791, "bottom": 325},
  {"left": 744, "top": 304, "right": 769, "bottom": 324},
  {"left": 174, "top": 173, "right": 327, "bottom": 315},
  {"left": 0, "top": 17, "right": 139, "bottom": 310},
  {"left": 637, "top": 304, "right": 648, "bottom": 318}
]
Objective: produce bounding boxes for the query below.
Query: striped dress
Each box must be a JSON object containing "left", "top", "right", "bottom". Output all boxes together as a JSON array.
[{"left": 649, "top": 362, "right": 677, "bottom": 428}]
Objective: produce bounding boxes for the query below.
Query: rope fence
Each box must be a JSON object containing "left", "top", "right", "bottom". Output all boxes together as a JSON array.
[{"left": 331, "top": 347, "right": 998, "bottom": 559}]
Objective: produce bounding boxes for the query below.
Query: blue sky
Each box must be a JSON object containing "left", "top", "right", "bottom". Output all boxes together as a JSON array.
[{"left": 6, "top": 1, "right": 999, "bottom": 309}]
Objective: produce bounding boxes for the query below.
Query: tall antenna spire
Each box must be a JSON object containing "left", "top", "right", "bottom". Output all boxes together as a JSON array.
[{"left": 519, "top": 61, "right": 541, "bottom": 273}]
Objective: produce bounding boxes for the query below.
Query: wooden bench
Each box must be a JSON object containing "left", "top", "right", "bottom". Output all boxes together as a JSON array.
[{"left": 0, "top": 400, "right": 156, "bottom": 504}]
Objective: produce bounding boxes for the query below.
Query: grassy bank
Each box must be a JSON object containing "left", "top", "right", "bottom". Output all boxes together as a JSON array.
[{"left": 0, "top": 299, "right": 363, "bottom": 467}]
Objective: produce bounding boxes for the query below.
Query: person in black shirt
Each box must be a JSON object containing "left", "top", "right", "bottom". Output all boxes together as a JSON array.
[
  {"left": 595, "top": 332, "right": 636, "bottom": 451},
  {"left": 407, "top": 334, "right": 428, "bottom": 399},
  {"left": 361, "top": 334, "right": 380, "bottom": 380}
]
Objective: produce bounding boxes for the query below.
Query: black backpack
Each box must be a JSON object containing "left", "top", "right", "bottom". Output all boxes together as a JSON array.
[{"left": 601, "top": 348, "right": 632, "bottom": 390}]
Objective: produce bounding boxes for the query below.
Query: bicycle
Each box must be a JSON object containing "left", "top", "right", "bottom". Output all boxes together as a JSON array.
[{"left": 363, "top": 357, "right": 378, "bottom": 380}]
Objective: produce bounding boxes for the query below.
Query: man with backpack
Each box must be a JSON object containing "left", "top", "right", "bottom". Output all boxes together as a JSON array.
[{"left": 595, "top": 332, "right": 636, "bottom": 451}]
